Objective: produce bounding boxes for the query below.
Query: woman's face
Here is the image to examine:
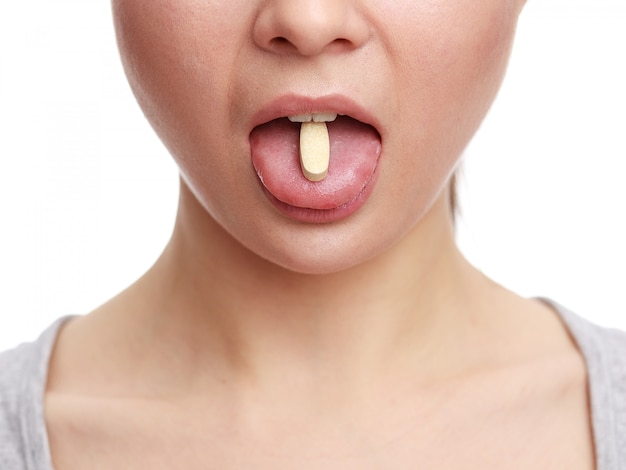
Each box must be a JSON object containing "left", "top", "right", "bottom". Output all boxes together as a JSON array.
[{"left": 112, "top": 0, "right": 524, "bottom": 274}]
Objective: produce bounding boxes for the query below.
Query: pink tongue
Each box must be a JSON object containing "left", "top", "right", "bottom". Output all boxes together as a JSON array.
[{"left": 250, "top": 116, "right": 381, "bottom": 210}]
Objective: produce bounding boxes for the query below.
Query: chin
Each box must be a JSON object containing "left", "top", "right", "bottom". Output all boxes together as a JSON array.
[
  {"left": 239, "top": 219, "right": 400, "bottom": 276},
  {"left": 269, "top": 250, "right": 371, "bottom": 275}
]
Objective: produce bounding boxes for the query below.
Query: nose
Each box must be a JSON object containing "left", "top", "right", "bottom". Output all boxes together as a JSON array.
[{"left": 253, "top": 0, "right": 369, "bottom": 56}]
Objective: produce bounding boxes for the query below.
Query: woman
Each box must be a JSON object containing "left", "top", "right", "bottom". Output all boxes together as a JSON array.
[{"left": 1, "top": 0, "right": 624, "bottom": 468}]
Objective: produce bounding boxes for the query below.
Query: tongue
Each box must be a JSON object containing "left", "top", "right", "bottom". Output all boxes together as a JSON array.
[{"left": 250, "top": 116, "right": 381, "bottom": 210}]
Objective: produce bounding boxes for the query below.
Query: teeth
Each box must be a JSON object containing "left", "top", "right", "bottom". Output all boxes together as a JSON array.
[
  {"left": 288, "top": 114, "right": 312, "bottom": 123},
  {"left": 288, "top": 113, "right": 337, "bottom": 123},
  {"left": 312, "top": 113, "right": 338, "bottom": 122}
]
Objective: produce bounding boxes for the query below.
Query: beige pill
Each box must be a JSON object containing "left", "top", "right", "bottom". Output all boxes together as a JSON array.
[{"left": 299, "top": 121, "right": 330, "bottom": 182}]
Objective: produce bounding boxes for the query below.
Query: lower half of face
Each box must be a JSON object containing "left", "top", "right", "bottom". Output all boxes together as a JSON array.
[{"left": 112, "top": 0, "right": 523, "bottom": 274}]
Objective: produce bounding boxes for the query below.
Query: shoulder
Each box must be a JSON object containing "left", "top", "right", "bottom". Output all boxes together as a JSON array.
[
  {"left": 0, "top": 318, "right": 69, "bottom": 470},
  {"left": 546, "top": 300, "right": 626, "bottom": 470},
  {"left": 554, "top": 302, "right": 626, "bottom": 383}
]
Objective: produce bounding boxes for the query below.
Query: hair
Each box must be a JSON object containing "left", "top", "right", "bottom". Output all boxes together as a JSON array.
[{"left": 449, "top": 171, "right": 458, "bottom": 222}]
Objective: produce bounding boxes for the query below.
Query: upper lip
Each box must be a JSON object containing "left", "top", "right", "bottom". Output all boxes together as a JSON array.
[{"left": 249, "top": 93, "right": 382, "bottom": 135}]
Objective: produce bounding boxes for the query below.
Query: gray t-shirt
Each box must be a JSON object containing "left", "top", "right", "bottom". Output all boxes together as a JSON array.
[{"left": 1, "top": 302, "right": 625, "bottom": 469}]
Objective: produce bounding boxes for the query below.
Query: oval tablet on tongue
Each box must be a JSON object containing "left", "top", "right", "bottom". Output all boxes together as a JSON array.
[
  {"left": 300, "top": 121, "right": 330, "bottom": 182},
  {"left": 250, "top": 116, "right": 381, "bottom": 210}
]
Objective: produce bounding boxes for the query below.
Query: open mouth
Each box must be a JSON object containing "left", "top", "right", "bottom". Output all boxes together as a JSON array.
[{"left": 250, "top": 113, "right": 382, "bottom": 218}]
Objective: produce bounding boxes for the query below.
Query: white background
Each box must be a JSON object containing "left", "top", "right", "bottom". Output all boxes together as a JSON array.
[{"left": 1, "top": 1, "right": 625, "bottom": 351}]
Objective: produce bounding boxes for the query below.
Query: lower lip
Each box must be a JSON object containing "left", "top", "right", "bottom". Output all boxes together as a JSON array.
[{"left": 258, "top": 163, "right": 380, "bottom": 224}]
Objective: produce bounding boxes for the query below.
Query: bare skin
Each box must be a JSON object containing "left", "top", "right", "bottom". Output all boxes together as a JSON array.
[
  {"left": 45, "top": 187, "right": 594, "bottom": 468},
  {"left": 45, "top": 0, "right": 595, "bottom": 467}
]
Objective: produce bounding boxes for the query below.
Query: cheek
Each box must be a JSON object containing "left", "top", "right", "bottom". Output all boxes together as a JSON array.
[
  {"left": 389, "top": 1, "right": 519, "bottom": 187},
  {"left": 112, "top": 0, "right": 243, "bottom": 156},
  {"left": 111, "top": 0, "right": 255, "bottom": 214},
  {"left": 410, "top": 0, "right": 518, "bottom": 127}
]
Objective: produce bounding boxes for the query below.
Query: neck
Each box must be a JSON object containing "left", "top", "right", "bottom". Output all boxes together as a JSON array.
[{"left": 129, "top": 181, "right": 485, "bottom": 395}]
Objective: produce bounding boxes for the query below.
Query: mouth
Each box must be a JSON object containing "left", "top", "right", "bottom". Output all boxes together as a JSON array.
[
  {"left": 249, "top": 101, "right": 382, "bottom": 224},
  {"left": 248, "top": 95, "right": 382, "bottom": 222},
  {"left": 249, "top": 94, "right": 382, "bottom": 137}
]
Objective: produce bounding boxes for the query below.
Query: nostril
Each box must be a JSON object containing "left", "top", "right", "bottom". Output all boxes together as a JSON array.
[
  {"left": 332, "top": 38, "right": 351, "bottom": 48},
  {"left": 269, "top": 36, "right": 352, "bottom": 55},
  {"left": 253, "top": 2, "right": 370, "bottom": 57},
  {"left": 269, "top": 36, "right": 295, "bottom": 51}
]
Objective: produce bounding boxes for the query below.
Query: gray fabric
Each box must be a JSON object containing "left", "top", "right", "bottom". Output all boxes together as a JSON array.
[
  {"left": 0, "top": 304, "right": 624, "bottom": 469},
  {"left": 556, "top": 304, "right": 626, "bottom": 469},
  {"left": 0, "top": 317, "right": 65, "bottom": 470}
]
